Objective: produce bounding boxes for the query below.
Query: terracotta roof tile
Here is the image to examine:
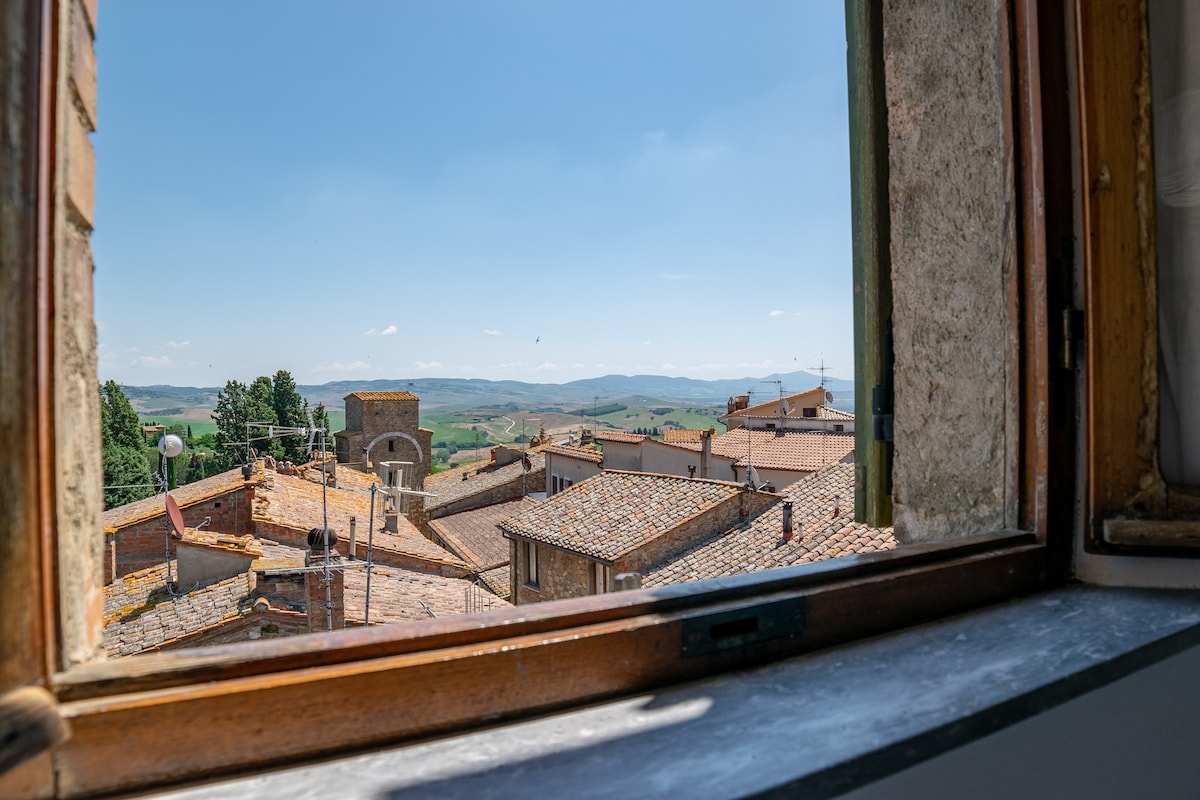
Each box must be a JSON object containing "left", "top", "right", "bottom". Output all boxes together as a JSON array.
[
  {"left": 499, "top": 471, "right": 744, "bottom": 561},
  {"left": 428, "top": 499, "right": 532, "bottom": 570},
  {"left": 103, "top": 562, "right": 252, "bottom": 657},
  {"left": 544, "top": 444, "right": 604, "bottom": 464},
  {"left": 476, "top": 565, "right": 510, "bottom": 600},
  {"left": 722, "top": 387, "right": 825, "bottom": 419},
  {"left": 642, "top": 462, "right": 896, "bottom": 587},
  {"left": 595, "top": 431, "right": 648, "bottom": 444},
  {"left": 663, "top": 429, "right": 710, "bottom": 443},
  {"left": 675, "top": 429, "right": 854, "bottom": 472},
  {"left": 343, "top": 565, "right": 510, "bottom": 623},
  {"left": 346, "top": 391, "right": 419, "bottom": 401},
  {"left": 425, "top": 452, "right": 546, "bottom": 512},
  {"left": 102, "top": 466, "right": 250, "bottom": 530},
  {"left": 254, "top": 467, "right": 468, "bottom": 569}
]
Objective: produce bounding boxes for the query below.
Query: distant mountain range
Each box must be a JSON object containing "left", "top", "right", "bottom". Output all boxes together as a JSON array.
[{"left": 122, "top": 370, "right": 855, "bottom": 415}]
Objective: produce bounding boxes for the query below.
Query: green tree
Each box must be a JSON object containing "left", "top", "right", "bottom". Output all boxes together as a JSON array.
[
  {"left": 246, "top": 375, "right": 283, "bottom": 459},
  {"left": 308, "top": 401, "right": 332, "bottom": 459},
  {"left": 212, "top": 379, "right": 249, "bottom": 471},
  {"left": 272, "top": 370, "right": 307, "bottom": 463},
  {"left": 100, "top": 380, "right": 142, "bottom": 450},
  {"left": 99, "top": 381, "right": 154, "bottom": 508}
]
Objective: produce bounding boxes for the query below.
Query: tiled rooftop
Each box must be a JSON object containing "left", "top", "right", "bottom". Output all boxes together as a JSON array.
[
  {"left": 595, "top": 431, "right": 648, "bottom": 444},
  {"left": 663, "top": 429, "right": 710, "bottom": 444},
  {"left": 818, "top": 406, "right": 856, "bottom": 421},
  {"left": 105, "top": 538, "right": 506, "bottom": 656},
  {"left": 102, "top": 466, "right": 250, "bottom": 530},
  {"left": 254, "top": 467, "right": 468, "bottom": 569},
  {"left": 103, "top": 562, "right": 252, "bottom": 657},
  {"left": 676, "top": 429, "right": 855, "bottom": 472},
  {"left": 499, "top": 471, "right": 744, "bottom": 561},
  {"left": 723, "top": 387, "right": 825, "bottom": 419},
  {"left": 343, "top": 565, "right": 510, "bottom": 623},
  {"left": 428, "top": 498, "right": 532, "bottom": 570},
  {"left": 642, "top": 462, "right": 896, "bottom": 587},
  {"left": 425, "top": 451, "right": 546, "bottom": 512},
  {"left": 346, "top": 391, "right": 419, "bottom": 401},
  {"left": 544, "top": 444, "right": 604, "bottom": 464},
  {"left": 476, "top": 565, "right": 510, "bottom": 601}
]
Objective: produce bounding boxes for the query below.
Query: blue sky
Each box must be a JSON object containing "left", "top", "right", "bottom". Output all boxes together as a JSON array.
[{"left": 93, "top": 2, "right": 852, "bottom": 387}]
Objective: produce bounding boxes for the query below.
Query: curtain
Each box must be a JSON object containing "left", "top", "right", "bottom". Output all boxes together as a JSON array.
[{"left": 1151, "top": 0, "right": 1200, "bottom": 485}]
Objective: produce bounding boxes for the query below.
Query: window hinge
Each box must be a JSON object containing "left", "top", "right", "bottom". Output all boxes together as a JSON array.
[
  {"left": 872, "top": 384, "right": 894, "bottom": 442},
  {"left": 1062, "top": 308, "right": 1084, "bottom": 369}
]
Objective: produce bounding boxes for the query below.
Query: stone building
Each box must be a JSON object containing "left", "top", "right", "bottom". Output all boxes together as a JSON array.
[
  {"left": 500, "top": 472, "right": 777, "bottom": 605},
  {"left": 333, "top": 391, "right": 434, "bottom": 486}
]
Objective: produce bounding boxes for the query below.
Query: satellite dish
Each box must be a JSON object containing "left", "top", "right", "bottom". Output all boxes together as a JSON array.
[
  {"left": 165, "top": 493, "right": 185, "bottom": 535},
  {"left": 157, "top": 434, "right": 184, "bottom": 458},
  {"left": 825, "top": 391, "right": 835, "bottom": 404}
]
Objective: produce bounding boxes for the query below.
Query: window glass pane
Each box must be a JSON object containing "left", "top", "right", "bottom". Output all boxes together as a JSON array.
[{"left": 93, "top": 2, "right": 883, "bottom": 656}]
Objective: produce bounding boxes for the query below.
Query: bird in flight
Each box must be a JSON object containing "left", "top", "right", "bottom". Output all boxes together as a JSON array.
[{"left": 536, "top": 336, "right": 541, "bottom": 344}]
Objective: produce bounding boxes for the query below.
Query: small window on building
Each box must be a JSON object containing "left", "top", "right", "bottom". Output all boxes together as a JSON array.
[
  {"left": 523, "top": 541, "right": 540, "bottom": 589},
  {"left": 590, "top": 562, "right": 611, "bottom": 594},
  {"left": 802, "top": 407, "right": 817, "bottom": 418},
  {"left": 765, "top": 423, "right": 776, "bottom": 430},
  {"left": 214, "top": 502, "right": 221, "bottom": 509},
  {"left": 388, "top": 439, "right": 395, "bottom": 452},
  {"left": 835, "top": 424, "right": 844, "bottom": 432}
]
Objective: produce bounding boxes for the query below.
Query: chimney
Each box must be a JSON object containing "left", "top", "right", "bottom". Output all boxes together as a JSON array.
[
  {"left": 740, "top": 487, "right": 752, "bottom": 518},
  {"left": 348, "top": 516, "right": 357, "bottom": 559},
  {"left": 833, "top": 495, "right": 841, "bottom": 518},
  {"left": 782, "top": 501, "right": 794, "bottom": 541},
  {"left": 700, "top": 427, "right": 713, "bottom": 479}
]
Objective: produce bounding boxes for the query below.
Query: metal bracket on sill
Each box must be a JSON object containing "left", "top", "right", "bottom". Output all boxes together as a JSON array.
[{"left": 682, "top": 597, "right": 806, "bottom": 658}]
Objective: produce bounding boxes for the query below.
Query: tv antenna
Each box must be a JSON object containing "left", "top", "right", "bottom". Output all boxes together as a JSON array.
[{"left": 809, "top": 357, "right": 833, "bottom": 390}]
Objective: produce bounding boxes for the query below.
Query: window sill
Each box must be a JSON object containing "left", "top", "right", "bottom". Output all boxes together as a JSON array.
[{"left": 134, "top": 585, "right": 1200, "bottom": 799}]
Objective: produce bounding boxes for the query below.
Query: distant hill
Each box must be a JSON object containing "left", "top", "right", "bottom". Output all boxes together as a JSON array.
[{"left": 120, "top": 370, "right": 855, "bottom": 415}]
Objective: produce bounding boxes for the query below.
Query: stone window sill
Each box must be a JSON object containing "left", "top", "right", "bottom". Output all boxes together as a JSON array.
[{"left": 140, "top": 585, "right": 1200, "bottom": 799}]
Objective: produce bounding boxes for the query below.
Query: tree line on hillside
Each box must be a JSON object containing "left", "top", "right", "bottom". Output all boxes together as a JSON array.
[{"left": 100, "top": 371, "right": 330, "bottom": 510}]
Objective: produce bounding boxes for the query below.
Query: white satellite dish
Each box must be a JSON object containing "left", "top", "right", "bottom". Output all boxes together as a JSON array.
[{"left": 157, "top": 434, "right": 184, "bottom": 458}]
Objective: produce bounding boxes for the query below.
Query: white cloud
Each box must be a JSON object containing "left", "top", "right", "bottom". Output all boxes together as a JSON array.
[
  {"left": 660, "top": 362, "right": 680, "bottom": 371},
  {"left": 413, "top": 361, "right": 443, "bottom": 371},
  {"left": 363, "top": 328, "right": 377, "bottom": 336},
  {"left": 380, "top": 325, "right": 398, "bottom": 336},
  {"left": 483, "top": 329, "right": 502, "bottom": 337},
  {"left": 641, "top": 340, "right": 651, "bottom": 347},
  {"left": 532, "top": 362, "right": 561, "bottom": 371},
  {"left": 316, "top": 360, "right": 372, "bottom": 373},
  {"left": 166, "top": 340, "right": 191, "bottom": 349},
  {"left": 768, "top": 310, "right": 785, "bottom": 317},
  {"left": 496, "top": 361, "right": 524, "bottom": 369},
  {"left": 132, "top": 355, "right": 171, "bottom": 367}
]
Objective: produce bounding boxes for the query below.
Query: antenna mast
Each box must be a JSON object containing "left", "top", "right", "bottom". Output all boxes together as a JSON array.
[{"left": 808, "top": 357, "right": 833, "bottom": 390}]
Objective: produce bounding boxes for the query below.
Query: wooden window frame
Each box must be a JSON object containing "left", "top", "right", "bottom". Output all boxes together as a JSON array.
[
  {"left": 1073, "top": 0, "right": 1200, "bottom": 557},
  {"left": 1, "top": 1, "right": 1077, "bottom": 797}
]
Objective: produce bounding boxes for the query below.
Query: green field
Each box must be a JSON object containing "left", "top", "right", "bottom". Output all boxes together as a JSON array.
[{"left": 139, "top": 410, "right": 346, "bottom": 442}]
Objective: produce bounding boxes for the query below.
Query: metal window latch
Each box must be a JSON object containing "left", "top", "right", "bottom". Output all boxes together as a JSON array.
[
  {"left": 1062, "top": 308, "right": 1084, "bottom": 369},
  {"left": 872, "top": 384, "right": 893, "bottom": 442}
]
